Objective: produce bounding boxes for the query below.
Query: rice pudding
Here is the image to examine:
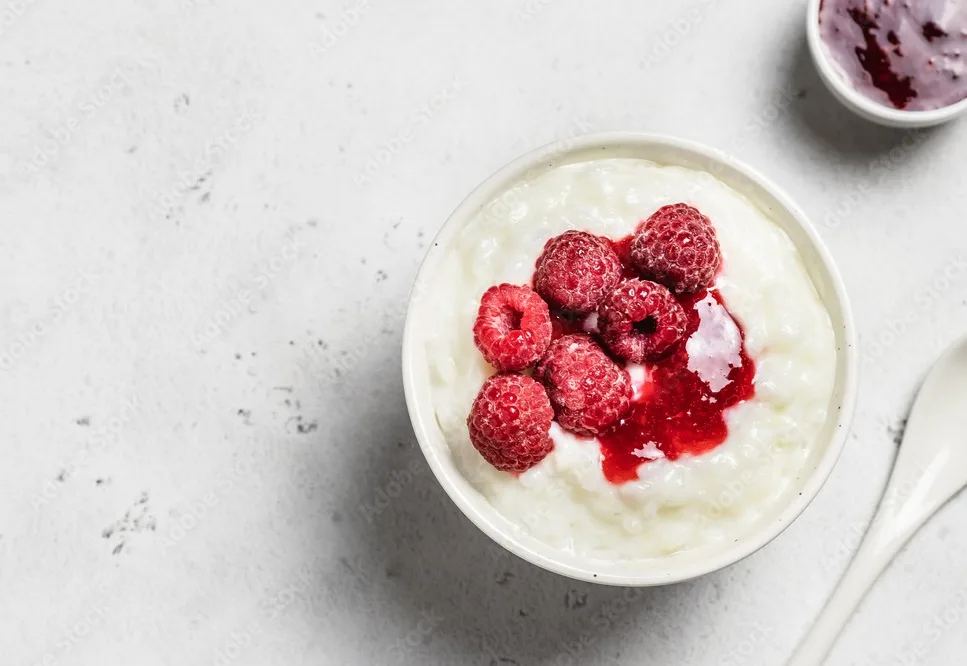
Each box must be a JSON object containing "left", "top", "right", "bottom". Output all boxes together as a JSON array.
[{"left": 422, "top": 158, "right": 837, "bottom": 560}]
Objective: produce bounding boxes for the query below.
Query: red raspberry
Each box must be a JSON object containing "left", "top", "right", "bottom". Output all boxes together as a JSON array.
[
  {"left": 473, "top": 284, "right": 552, "bottom": 372},
  {"left": 630, "top": 204, "right": 722, "bottom": 294},
  {"left": 467, "top": 374, "right": 554, "bottom": 473},
  {"left": 535, "top": 335, "right": 632, "bottom": 436},
  {"left": 534, "top": 231, "right": 622, "bottom": 314},
  {"left": 598, "top": 279, "right": 688, "bottom": 363}
]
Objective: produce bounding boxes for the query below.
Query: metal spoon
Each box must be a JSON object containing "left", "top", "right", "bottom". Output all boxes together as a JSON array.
[{"left": 788, "top": 334, "right": 967, "bottom": 665}]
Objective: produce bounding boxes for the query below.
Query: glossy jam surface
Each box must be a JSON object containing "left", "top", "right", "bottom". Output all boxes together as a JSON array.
[
  {"left": 548, "top": 310, "right": 588, "bottom": 340},
  {"left": 820, "top": 0, "right": 967, "bottom": 110},
  {"left": 600, "top": 289, "right": 755, "bottom": 483},
  {"left": 538, "top": 232, "right": 757, "bottom": 486}
]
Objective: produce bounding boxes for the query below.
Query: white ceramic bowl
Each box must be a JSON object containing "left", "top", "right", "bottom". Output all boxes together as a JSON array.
[
  {"left": 401, "top": 133, "right": 858, "bottom": 586},
  {"left": 806, "top": 0, "right": 967, "bottom": 128}
]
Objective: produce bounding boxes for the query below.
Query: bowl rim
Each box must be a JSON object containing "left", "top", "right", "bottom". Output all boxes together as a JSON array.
[
  {"left": 401, "top": 131, "right": 859, "bottom": 586},
  {"left": 805, "top": 0, "right": 967, "bottom": 127}
]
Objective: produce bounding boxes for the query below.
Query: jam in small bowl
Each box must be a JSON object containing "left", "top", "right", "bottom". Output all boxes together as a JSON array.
[{"left": 808, "top": 0, "right": 967, "bottom": 126}]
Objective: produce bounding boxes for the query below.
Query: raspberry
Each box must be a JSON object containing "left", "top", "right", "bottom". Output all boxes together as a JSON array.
[
  {"left": 630, "top": 204, "right": 722, "bottom": 294},
  {"left": 598, "top": 279, "right": 688, "bottom": 363},
  {"left": 535, "top": 335, "right": 632, "bottom": 436},
  {"left": 534, "top": 231, "right": 622, "bottom": 314},
  {"left": 473, "top": 284, "right": 552, "bottom": 372},
  {"left": 467, "top": 374, "right": 554, "bottom": 473}
]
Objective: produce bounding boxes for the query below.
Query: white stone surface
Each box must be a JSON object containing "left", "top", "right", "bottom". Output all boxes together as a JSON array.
[{"left": 1, "top": 0, "right": 966, "bottom": 664}]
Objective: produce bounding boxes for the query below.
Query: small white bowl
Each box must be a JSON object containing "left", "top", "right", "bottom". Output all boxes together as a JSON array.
[
  {"left": 401, "top": 133, "right": 858, "bottom": 586},
  {"left": 806, "top": 0, "right": 967, "bottom": 128}
]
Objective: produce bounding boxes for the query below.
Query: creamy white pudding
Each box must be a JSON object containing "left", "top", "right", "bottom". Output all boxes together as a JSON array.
[{"left": 423, "top": 158, "right": 836, "bottom": 560}]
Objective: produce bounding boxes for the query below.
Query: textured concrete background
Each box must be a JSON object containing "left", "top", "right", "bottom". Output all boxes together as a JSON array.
[{"left": 2, "top": 0, "right": 967, "bottom": 664}]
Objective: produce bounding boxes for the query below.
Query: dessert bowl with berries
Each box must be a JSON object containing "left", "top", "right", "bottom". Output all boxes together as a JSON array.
[{"left": 402, "top": 133, "right": 857, "bottom": 585}]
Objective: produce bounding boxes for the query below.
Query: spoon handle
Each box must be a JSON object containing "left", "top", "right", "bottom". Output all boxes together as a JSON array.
[
  {"left": 788, "top": 453, "right": 952, "bottom": 666},
  {"left": 786, "top": 515, "right": 911, "bottom": 666}
]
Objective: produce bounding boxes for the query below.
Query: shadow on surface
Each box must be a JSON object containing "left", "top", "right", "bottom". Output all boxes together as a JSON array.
[
  {"left": 783, "top": 35, "right": 947, "bottom": 161},
  {"left": 304, "top": 339, "right": 732, "bottom": 665}
]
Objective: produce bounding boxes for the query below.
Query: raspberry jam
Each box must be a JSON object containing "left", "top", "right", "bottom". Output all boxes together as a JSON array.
[
  {"left": 534, "top": 231, "right": 756, "bottom": 485},
  {"left": 549, "top": 311, "right": 588, "bottom": 340},
  {"left": 609, "top": 236, "right": 640, "bottom": 279},
  {"left": 598, "top": 289, "right": 755, "bottom": 484},
  {"left": 819, "top": 0, "right": 967, "bottom": 110}
]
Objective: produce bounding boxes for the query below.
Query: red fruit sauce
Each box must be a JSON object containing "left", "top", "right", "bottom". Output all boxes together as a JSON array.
[
  {"left": 609, "top": 236, "right": 640, "bottom": 279},
  {"left": 819, "top": 0, "right": 967, "bottom": 111},
  {"left": 598, "top": 288, "right": 755, "bottom": 484},
  {"left": 549, "top": 311, "right": 587, "bottom": 340},
  {"left": 534, "top": 232, "right": 756, "bottom": 485}
]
